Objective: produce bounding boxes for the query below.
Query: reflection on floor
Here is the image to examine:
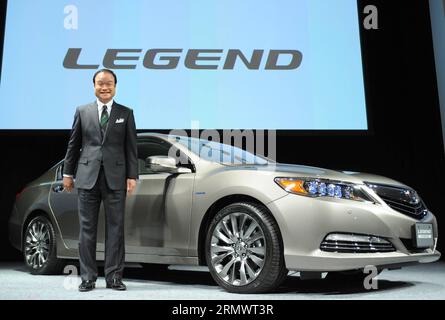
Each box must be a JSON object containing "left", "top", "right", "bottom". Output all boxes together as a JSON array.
[{"left": 0, "top": 261, "right": 444, "bottom": 299}]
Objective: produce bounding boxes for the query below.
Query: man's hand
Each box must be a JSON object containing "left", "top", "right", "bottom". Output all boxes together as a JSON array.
[
  {"left": 63, "top": 176, "right": 74, "bottom": 192},
  {"left": 127, "top": 179, "right": 137, "bottom": 195}
]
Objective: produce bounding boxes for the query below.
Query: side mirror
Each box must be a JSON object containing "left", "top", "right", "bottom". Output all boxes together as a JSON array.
[{"left": 145, "top": 156, "right": 192, "bottom": 174}]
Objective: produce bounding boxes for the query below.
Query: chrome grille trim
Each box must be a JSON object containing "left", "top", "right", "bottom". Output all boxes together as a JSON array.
[
  {"left": 365, "top": 182, "right": 428, "bottom": 220},
  {"left": 320, "top": 233, "right": 396, "bottom": 253}
]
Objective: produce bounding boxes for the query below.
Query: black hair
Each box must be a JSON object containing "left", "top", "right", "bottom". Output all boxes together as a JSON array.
[{"left": 93, "top": 68, "right": 117, "bottom": 85}]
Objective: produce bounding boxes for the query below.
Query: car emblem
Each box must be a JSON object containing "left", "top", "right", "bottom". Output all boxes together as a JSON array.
[{"left": 402, "top": 190, "right": 420, "bottom": 205}]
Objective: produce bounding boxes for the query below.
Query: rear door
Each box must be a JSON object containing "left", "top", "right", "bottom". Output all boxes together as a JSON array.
[
  {"left": 49, "top": 138, "right": 195, "bottom": 257},
  {"left": 49, "top": 162, "right": 108, "bottom": 251}
]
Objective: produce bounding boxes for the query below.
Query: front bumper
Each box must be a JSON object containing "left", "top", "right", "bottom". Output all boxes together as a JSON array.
[
  {"left": 284, "top": 250, "right": 440, "bottom": 272},
  {"left": 267, "top": 194, "right": 441, "bottom": 272}
]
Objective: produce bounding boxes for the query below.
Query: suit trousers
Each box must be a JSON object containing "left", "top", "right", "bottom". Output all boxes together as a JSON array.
[{"left": 77, "top": 165, "right": 126, "bottom": 282}]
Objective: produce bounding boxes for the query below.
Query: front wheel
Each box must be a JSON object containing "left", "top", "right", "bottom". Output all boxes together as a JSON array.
[
  {"left": 23, "top": 215, "right": 64, "bottom": 275},
  {"left": 205, "top": 202, "right": 288, "bottom": 294}
]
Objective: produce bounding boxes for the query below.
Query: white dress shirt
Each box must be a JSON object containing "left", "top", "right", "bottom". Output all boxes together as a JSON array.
[{"left": 97, "top": 99, "right": 113, "bottom": 120}]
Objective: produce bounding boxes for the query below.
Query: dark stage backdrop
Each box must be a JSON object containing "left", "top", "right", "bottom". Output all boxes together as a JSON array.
[{"left": 0, "top": 0, "right": 443, "bottom": 262}]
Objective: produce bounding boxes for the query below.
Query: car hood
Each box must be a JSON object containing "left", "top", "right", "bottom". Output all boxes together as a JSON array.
[
  {"left": 226, "top": 163, "right": 408, "bottom": 187},
  {"left": 340, "top": 171, "right": 409, "bottom": 188}
]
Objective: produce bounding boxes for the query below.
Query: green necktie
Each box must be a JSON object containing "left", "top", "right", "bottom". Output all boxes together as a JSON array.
[{"left": 100, "top": 105, "right": 109, "bottom": 129}]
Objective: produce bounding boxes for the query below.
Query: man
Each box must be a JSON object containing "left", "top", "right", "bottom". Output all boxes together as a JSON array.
[{"left": 63, "top": 69, "right": 138, "bottom": 292}]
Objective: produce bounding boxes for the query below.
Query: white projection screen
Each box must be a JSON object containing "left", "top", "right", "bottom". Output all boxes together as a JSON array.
[{"left": 0, "top": 0, "right": 368, "bottom": 130}]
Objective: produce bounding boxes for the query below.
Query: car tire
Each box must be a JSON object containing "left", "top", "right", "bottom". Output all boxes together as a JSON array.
[
  {"left": 205, "top": 202, "right": 288, "bottom": 294},
  {"left": 23, "top": 215, "right": 64, "bottom": 275}
]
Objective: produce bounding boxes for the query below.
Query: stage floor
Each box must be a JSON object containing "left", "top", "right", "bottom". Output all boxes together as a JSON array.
[{"left": 0, "top": 261, "right": 444, "bottom": 300}]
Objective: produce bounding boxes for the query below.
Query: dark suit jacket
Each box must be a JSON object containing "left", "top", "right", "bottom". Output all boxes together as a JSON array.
[{"left": 63, "top": 101, "right": 138, "bottom": 190}]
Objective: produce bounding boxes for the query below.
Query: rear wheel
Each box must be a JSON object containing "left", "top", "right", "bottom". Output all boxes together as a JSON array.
[
  {"left": 205, "top": 202, "right": 288, "bottom": 293},
  {"left": 23, "top": 216, "right": 64, "bottom": 275}
]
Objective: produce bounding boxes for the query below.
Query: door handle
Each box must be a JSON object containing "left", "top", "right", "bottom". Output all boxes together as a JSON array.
[{"left": 52, "top": 185, "right": 64, "bottom": 193}]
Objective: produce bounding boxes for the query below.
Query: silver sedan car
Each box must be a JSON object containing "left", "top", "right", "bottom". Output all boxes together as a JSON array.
[{"left": 8, "top": 133, "right": 440, "bottom": 293}]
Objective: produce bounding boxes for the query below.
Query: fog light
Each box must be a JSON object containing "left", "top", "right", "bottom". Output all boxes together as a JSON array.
[{"left": 325, "top": 233, "right": 391, "bottom": 244}]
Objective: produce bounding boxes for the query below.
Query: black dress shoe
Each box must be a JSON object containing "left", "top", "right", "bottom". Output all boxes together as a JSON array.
[
  {"left": 79, "top": 280, "right": 95, "bottom": 292},
  {"left": 106, "top": 278, "right": 127, "bottom": 291}
]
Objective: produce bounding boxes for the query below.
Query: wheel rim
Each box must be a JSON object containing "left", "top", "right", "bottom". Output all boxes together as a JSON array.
[
  {"left": 210, "top": 212, "right": 266, "bottom": 286},
  {"left": 25, "top": 219, "right": 50, "bottom": 269}
]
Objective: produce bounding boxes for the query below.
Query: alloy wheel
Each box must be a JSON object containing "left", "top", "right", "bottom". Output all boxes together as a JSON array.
[
  {"left": 210, "top": 212, "right": 266, "bottom": 286},
  {"left": 25, "top": 219, "right": 50, "bottom": 269}
]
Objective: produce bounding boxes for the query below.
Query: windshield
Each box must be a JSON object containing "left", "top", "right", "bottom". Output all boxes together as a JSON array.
[{"left": 174, "top": 136, "right": 272, "bottom": 165}]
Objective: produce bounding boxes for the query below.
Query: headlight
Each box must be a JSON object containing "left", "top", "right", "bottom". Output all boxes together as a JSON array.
[{"left": 274, "top": 177, "right": 374, "bottom": 202}]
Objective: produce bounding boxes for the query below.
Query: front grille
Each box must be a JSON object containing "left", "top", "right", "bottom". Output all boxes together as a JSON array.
[
  {"left": 365, "top": 182, "right": 428, "bottom": 220},
  {"left": 320, "top": 233, "right": 396, "bottom": 253}
]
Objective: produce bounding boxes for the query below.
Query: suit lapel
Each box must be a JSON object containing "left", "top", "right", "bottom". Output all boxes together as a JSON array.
[
  {"left": 102, "top": 102, "right": 119, "bottom": 144},
  {"left": 89, "top": 102, "right": 102, "bottom": 140}
]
